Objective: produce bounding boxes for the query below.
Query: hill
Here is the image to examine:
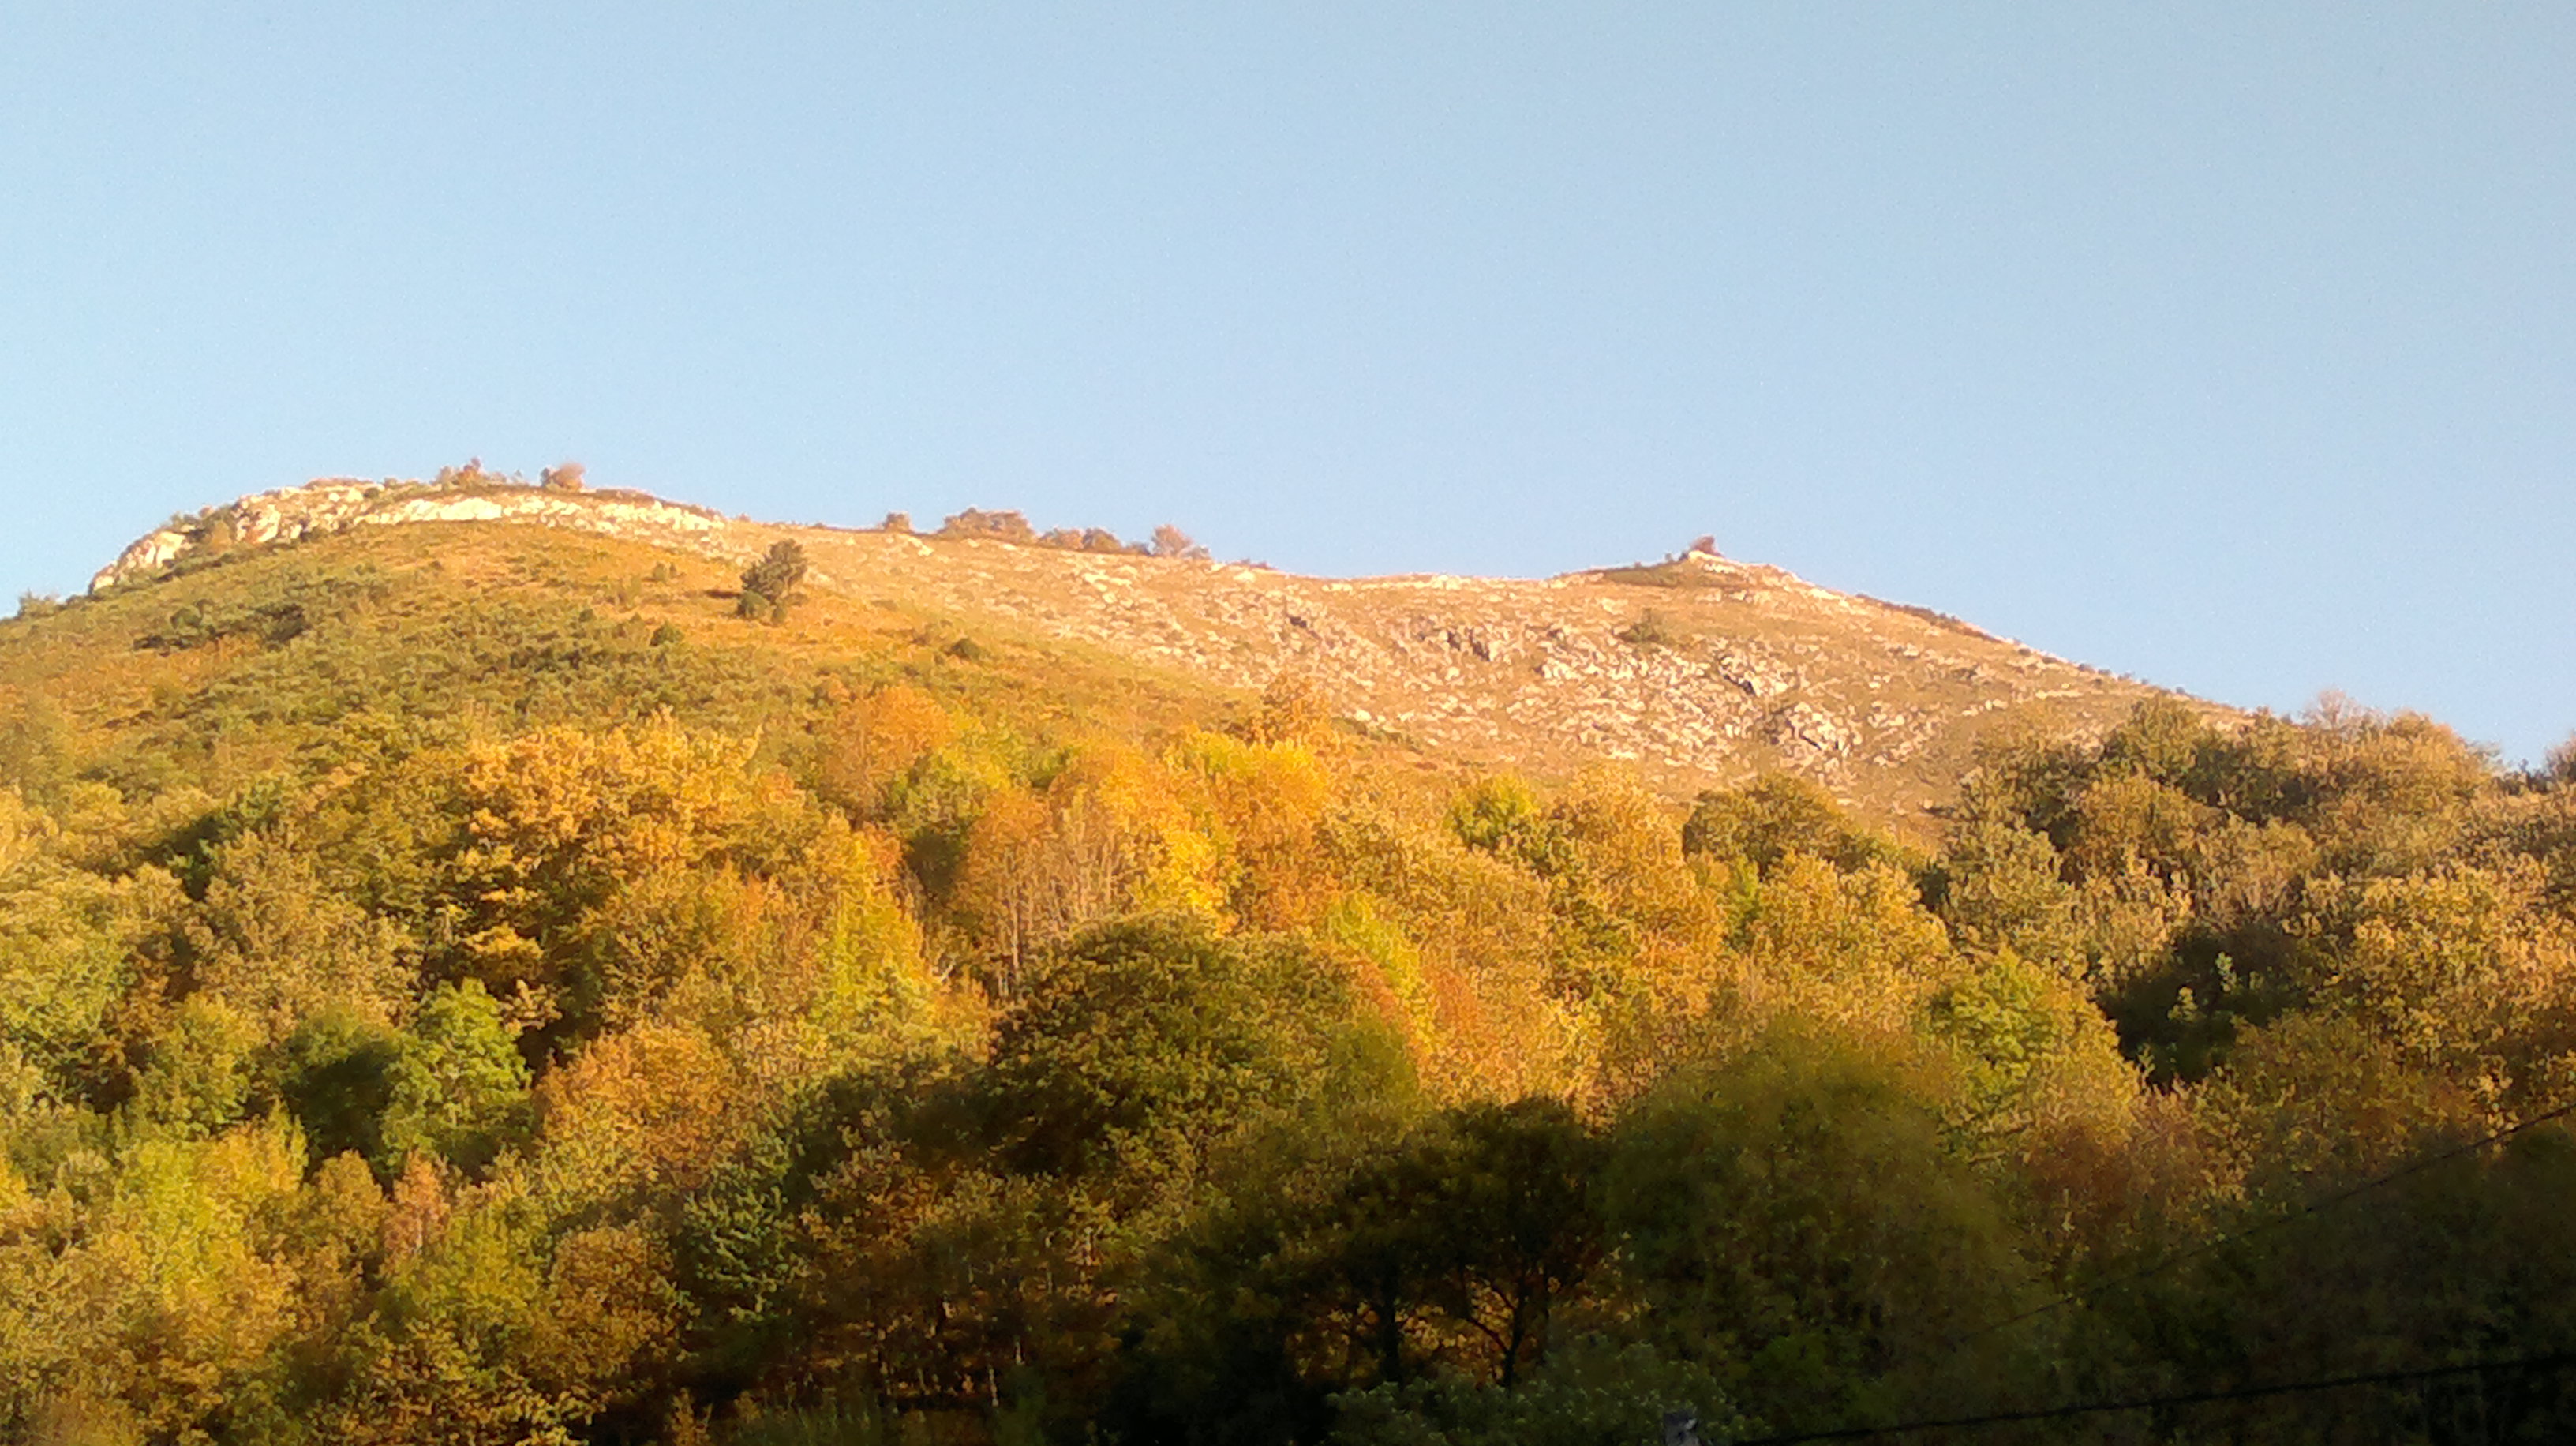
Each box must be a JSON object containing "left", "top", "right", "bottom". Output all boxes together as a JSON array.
[
  {"left": 5, "top": 468, "right": 2573, "bottom": 1445},
  {"left": 80, "top": 470, "right": 2207, "bottom": 829}
]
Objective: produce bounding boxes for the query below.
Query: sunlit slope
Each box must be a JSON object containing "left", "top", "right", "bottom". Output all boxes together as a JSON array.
[
  {"left": 69, "top": 475, "right": 2212, "bottom": 822},
  {"left": 777, "top": 529, "right": 2199, "bottom": 821},
  {"left": 21, "top": 520, "right": 1256, "bottom": 797}
]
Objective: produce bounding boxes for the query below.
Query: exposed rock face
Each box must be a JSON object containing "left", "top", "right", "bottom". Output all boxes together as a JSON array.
[
  {"left": 1713, "top": 646, "right": 1799, "bottom": 699},
  {"left": 92, "top": 477, "right": 2217, "bottom": 822},
  {"left": 1768, "top": 702, "right": 1859, "bottom": 761},
  {"left": 760, "top": 531, "right": 2210, "bottom": 819},
  {"left": 92, "top": 478, "right": 744, "bottom": 593}
]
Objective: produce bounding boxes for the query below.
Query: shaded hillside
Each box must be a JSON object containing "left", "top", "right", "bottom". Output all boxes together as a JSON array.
[{"left": 86, "top": 473, "right": 2211, "bottom": 827}]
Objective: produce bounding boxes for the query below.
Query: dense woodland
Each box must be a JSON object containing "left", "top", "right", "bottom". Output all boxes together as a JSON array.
[{"left": 5, "top": 533, "right": 2576, "bottom": 1445}]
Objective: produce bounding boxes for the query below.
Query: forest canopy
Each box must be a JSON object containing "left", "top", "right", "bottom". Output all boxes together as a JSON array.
[{"left": 4, "top": 532, "right": 2575, "bottom": 1444}]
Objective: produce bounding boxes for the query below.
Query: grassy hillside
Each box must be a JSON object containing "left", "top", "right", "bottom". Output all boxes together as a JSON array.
[
  {"left": 4, "top": 493, "right": 2574, "bottom": 1444},
  {"left": 77, "top": 474, "right": 2212, "bottom": 830}
]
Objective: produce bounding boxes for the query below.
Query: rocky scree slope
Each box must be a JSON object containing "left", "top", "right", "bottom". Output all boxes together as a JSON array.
[{"left": 93, "top": 476, "right": 2215, "bottom": 823}]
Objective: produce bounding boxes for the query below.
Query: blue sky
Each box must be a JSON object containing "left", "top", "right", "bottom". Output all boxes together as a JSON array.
[{"left": 3, "top": 4, "right": 2570, "bottom": 762}]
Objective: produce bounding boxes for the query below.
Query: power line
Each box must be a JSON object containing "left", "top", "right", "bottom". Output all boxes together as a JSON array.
[
  {"left": 1731, "top": 1349, "right": 2576, "bottom": 1444},
  {"left": 1952, "top": 1096, "right": 2576, "bottom": 1347}
]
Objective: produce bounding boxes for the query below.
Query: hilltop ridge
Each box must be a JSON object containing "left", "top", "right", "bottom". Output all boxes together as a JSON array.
[
  {"left": 82, "top": 470, "right": 2214, "bottom": 824},
  {"left": 90, "top": 471, "right": 741, "bottom": 593}
]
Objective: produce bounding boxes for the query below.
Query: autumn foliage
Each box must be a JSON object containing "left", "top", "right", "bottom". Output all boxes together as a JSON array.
[{"left": 2, "top": 541, "right": 2574, "bottom": 1444}]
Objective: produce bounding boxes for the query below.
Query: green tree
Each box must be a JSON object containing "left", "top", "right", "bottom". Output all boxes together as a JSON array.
[
  {"left": 279, "top": 1010, "right": 404, "bottom": 1167},
  {"left": 1111, "top": 1098, "right": 1600, "bottom": 1446},
  {"left": 122, "top": 997, "right": 260, "bottom": 1139},
  {"left": 979, "top": 915, "right": 1380, "bottom": 1216},
  {"left": 1600, "top": 1028, "right": 2040, "bottom": 1433},
  {"left": 380, "top": 981, "right": 530, "bottom": 1174},
  {"left": 737, "top": 541, "right": 809, "bottom": 622},
  {"left": 1680, "top": 775, "right": 1902, "bottom": 878},
  {"left": 1405, "top": 1099, "right": 1606, "bottom": 1386}
]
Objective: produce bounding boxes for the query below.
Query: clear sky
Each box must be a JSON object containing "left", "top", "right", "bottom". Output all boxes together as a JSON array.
[{"left": 3, "top": 5, "right": 2570, "bottom": 762}]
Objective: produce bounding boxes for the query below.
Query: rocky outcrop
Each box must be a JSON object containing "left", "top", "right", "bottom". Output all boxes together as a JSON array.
[
  {"left": 91, "top": 477, "right": 746, "bottom": 593},
  {"left": 755, "top": 530, "right": 2203, "bottom": 817}
]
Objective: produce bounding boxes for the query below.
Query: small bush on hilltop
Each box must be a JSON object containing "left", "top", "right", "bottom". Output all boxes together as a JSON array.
[
  {"left": 934, "top": 509, "right": 1209, "bottom": 558},
  {"left": 1043, "top": 526, "right": 1143, "bottom": 553},
  {"left": 940, "top": 508, "right": 1037, "bottom": 543},
  {"left": 432, "top": 458, "right": 498, "bottom": 489},
  {"left": 1152, "top": 523, "right": 1211, "bottom": 560}
]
